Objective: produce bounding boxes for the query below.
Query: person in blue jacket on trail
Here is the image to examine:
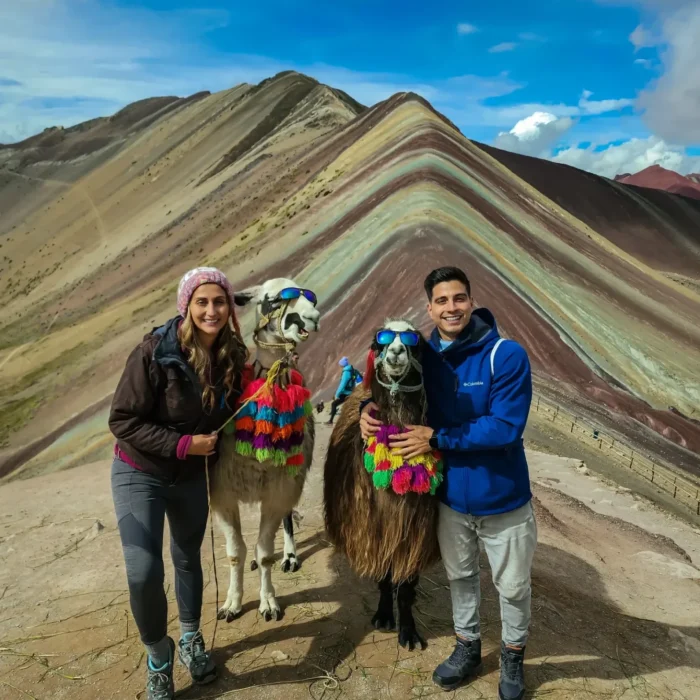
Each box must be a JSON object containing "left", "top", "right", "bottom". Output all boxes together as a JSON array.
[
  {"left": 360, "top": 266, "right": 536, "bottom": 700},
  {"left": 326, "top": 356, "right": 362, "bottom": 425}
]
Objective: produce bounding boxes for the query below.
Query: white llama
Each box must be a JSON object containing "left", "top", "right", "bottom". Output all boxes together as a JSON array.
[{"left": 210, "top": 278, "right": 320, "bottom": 622}]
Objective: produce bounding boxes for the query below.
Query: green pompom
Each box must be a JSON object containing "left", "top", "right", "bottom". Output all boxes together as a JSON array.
[
  {"left": 364, "top": 451, "right": 375, "bottom": 473},
  {"left": 373, "top": 470, "right": 392, "bottom": 490},
  {"left": 235, "top": 442, "right": 253, "bottom": 457},
  {"left": 254, "top": 448, "right": 274, "bottom": 464}
]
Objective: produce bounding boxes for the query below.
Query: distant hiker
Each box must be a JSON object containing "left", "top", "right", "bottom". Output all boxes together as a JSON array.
[
  {"left": 360, "top": 266, "right": 536, "bottom": 700},
  {"left": 109, "top": 267, "right": 248, "bottom": 700},
  {"left": 326, "top": 356, "right": 362, "bottom": 425}
]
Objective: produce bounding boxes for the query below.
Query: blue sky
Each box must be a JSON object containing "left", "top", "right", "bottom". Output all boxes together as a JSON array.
[{"left": 1, "top": 0, "right": 699, "bottom": 176}]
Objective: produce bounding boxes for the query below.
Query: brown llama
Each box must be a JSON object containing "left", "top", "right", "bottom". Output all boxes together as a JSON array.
[{"left": 323, "top": 319, "right": 441, "bottom": 651}]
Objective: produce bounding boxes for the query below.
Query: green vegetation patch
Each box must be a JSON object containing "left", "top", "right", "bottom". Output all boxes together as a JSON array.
[{"left": 0, "top": 394, "right": 43, "bottom": 447}]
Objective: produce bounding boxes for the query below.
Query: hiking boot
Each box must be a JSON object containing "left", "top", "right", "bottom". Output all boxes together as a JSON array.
[
  {"left": 499, "top": 643, "right": 526, "bottom": 700},
  {"left": 432, "top": 637, "right": 482, "bottom": 691},
  {"left": 178, "top": 630, "right": 217, "bottom": 685},
  {"left": 146, "top": 637, "right": 175, "bottom": 700}
]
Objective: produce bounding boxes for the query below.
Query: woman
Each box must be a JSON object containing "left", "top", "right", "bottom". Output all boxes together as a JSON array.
[{"left": 109, "top": 267, "right": 247, "bottom": 700}]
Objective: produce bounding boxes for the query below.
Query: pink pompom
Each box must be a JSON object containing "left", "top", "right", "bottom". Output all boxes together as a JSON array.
[{"left": 392, "top": 466, "right": 413, "bottom": 495}]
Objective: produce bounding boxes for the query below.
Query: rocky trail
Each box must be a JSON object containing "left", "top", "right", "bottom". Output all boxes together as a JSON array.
[{"left": 1, "top": 419, "right": 699, "bottom": 700}]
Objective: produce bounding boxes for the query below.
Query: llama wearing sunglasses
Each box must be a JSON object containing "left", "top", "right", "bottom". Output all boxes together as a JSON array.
[
  {"left": 210, "top": 278, "right": 320, "bottom": 622},
  {"left": 323, "top": 319, "right": 441, "bottom": 650}
]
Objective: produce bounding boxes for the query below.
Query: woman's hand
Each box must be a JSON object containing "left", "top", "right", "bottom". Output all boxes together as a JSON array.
[
  {"left": 188, "top": 433, "right": 218, "bottom": 456},
  {"left": 389, "top": 425, "right": 435, "bottom": 459},
  {"left": 360, "top": 402, "right": 382, "bottom": 440}
]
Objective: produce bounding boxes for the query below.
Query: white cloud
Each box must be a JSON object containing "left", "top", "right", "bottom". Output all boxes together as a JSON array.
[
  {"left": 597, "top": 0, "right": 700, "bottom": 143},
  {"left": 629, "top": 24, "right": 657, "bottom": 50},
  {"left": 578, "top": 90, "right": 634, "bottom": 115},
  {"left": 475, "top": 89, "right": 632, "bottom": 130},
  {"left": 494, "top": 112, "right": 575, "bottom": 157},
  {"left": 489, "top": 42, "right": 518, "bottom": 53},
  {"left": 553, "top": 136, "right": 700, "bottom": 178},
  {"left": 636, "top": 2, "right": 700, "bottom": 143},
  {"left": 518, "top": 32, "right": 546, "bottom": 42},
  {"left": 489, "top": 41, "right": 517, "bottom": 53},
  {"left": 457, "top": 23, "right": 478, "bottom": 35}
]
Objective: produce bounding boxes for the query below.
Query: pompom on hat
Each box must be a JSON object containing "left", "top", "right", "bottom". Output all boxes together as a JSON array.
[
  {"left": 176, "top": 267, "right": 241, "bottom": 335},
  {"left": 339, "top": 356, "right": 349, "bottom": 367}
]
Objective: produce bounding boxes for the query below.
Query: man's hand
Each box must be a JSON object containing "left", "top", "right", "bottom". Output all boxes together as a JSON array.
[
  {"left": 360, "top": 401, "right": 381, "bottom": 440},
  {"left": 389, "top": 425, "right": 434, "bottom": 459},
  {"left": 188, "top": 433, "right": 218, "bottom": 456}
]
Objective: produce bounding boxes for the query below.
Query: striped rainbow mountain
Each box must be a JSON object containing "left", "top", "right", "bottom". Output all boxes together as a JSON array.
[{"left": 1, "top": 71, "right": 699, "bottom": 481}]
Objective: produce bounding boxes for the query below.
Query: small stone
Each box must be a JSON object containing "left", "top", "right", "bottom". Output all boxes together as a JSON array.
[
  {"left": 270, "top": 650, "right": 289, "bottom": 662},
  {"left": 85, "top": 520, "right": 105, "bottom": 541}
]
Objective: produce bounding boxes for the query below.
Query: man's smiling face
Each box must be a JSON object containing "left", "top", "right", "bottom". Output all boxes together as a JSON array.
[{"left": 427, "top": 280, "right": 474, "bottom": 340}]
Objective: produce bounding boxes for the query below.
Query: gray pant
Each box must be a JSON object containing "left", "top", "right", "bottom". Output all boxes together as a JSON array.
[
  {"left": 111, "top": 458, "right": 209, "bottom": 645},
  {"left": 438, "top": 501, "right": 537, "bottom": 647}
]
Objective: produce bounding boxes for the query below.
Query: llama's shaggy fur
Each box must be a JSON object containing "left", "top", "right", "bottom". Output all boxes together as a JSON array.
[
  {"left": 323, "top": 320, "right": 440, "bottom": 649},
  {"left": 210, "top": 278, "right": 320, "bottom": 622},
  {"left": 324, "top": 322, "right": 440, "bottom": 583},
  {"left": 323, "top": 392, "right": 440, "bottom": 582}
]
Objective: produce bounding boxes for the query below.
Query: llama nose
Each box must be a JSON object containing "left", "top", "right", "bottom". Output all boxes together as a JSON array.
[
  {"left": 386, "top": 346, "right": 405, "bottom": 363},
  {"left": 303, "top": 313, "right": 319, "bottom": 331}
]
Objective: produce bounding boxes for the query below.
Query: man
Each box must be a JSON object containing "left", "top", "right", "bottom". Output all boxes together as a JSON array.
[
  {"left": 360, "top": 266, "right": 536, "bottom": 700},
  {"left": 326, "top": 356, "right": 361, "bottom": 425}
]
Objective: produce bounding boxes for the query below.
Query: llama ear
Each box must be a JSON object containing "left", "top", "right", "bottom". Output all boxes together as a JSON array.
[{"left": 233, "top": 285, "right": 263, "bottom": 306}]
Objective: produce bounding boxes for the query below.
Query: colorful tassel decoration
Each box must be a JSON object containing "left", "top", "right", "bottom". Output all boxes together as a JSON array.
[
  {"left": 363, "top": 422, "right": 443, "bottom": 496},
  {"left": 233, "top": 367, "right": 311, "bottom": 475}
]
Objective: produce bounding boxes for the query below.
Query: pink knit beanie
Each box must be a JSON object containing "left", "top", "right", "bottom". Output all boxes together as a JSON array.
[{"left": 176, "top": 267, "right": 240, "bottom": 334}]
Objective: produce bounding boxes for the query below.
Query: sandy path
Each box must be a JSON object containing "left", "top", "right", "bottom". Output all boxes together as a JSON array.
[{"left": 1, "top": 419, "right": 699, "bottom": 700}]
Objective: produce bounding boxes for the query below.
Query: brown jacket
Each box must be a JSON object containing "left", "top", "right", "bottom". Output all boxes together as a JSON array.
[{"left": 109, "top": 317, "right": 240, "bottom": 481}]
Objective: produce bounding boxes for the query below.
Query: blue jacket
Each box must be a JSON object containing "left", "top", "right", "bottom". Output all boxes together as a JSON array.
[
  {"left": 335, "top": 366, "right": 357, "bottom": 399},
  {"left": 423, "top": 308, "right": 533, "bottom": 516}
]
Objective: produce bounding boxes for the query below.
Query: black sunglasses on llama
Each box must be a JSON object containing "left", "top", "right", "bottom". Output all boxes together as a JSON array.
[
  {"left": 376, "top": 329, "right": 421, "bottom": 347},
  {"left": 275, "top": 287, "right": 318, "bottom": 306}
]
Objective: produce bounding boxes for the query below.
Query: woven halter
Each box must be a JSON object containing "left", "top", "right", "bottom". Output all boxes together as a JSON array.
[
  {"left": 374, "top": 349, "right": 424, "bottom": 398},
  {"left": 253, "top": 299, "right": 296, "bottom": 354}
]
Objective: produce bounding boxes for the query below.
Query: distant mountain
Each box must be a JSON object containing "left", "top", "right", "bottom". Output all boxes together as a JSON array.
[{"left": 614, "top": 164, "right": 700, "bottom": 201}]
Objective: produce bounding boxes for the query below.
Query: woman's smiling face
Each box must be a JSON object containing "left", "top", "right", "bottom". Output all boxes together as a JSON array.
[{"left": 189, "top": 283, "right": 230, "bottom": 339}]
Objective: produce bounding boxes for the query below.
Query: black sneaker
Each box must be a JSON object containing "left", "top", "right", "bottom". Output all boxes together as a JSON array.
[
  {"left": 499, "top": 643, "right": 526, "bottom": 700},
  {"left": 177, "top": 630, "right": 217, "bottom": 685},
  {"left": 432, "top": 637, "right": 482, "bottom": 691},
  {"left": 146, "top": 637, "right": 175, "bottom": 700}
]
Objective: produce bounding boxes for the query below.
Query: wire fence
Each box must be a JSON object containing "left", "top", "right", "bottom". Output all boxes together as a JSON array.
[{"left": 530, "top": 394, "right": 700, "bottom": 516}]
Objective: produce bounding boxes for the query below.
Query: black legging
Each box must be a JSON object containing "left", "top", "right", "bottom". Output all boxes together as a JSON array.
[
  {"left": 329, "top": 394, "right": 349, "bottom": 422},
  {"left": 111, "top": 458, "right": 209, "bottom": 644}
]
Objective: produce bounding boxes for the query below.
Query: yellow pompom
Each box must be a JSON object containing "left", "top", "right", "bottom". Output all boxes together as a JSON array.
[
  {"left": 389, "top": 452, "right": 404, "bottom": 469},
  {"left": 374, "top": 443, "right": 391, "bottom": 463}
]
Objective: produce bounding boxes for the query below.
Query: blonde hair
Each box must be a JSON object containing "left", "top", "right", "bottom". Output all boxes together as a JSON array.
[{"left": 178, "top": 313, "right": 248, "bottom": 411}]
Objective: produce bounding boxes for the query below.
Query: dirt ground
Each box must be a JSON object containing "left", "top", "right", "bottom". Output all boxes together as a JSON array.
[{"left": 1, "top": 418, "right": 700, "bottom": 700}]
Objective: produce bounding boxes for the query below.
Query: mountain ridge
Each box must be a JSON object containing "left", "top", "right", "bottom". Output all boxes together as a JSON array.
[{"left": 1, "top": 72, "right": 699, "bottom": 482}]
